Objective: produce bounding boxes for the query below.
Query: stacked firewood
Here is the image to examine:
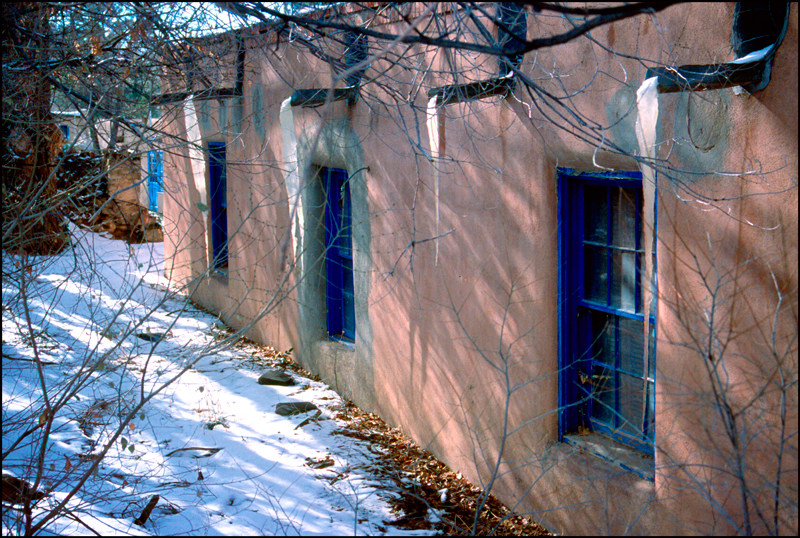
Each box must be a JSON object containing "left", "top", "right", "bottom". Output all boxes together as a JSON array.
[{"left": 56, "top": 151, "right": 162, "bottom": 243}]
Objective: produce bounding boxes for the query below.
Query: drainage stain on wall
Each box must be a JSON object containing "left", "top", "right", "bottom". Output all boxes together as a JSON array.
[
  {"left": 687, "top": 91, "right": 728, "bottom": 152},
  {"left": 606, "top": 84, "right": 639, "bottom": 155},
  {"left": 198, "top": 99, "right": 212, "bottom": 132},
  {"left": 252, "top": 83, "right": 265, "bottom": 141},
  {"left": 673, "top": 88, "right": 731, "bottom": 174}
]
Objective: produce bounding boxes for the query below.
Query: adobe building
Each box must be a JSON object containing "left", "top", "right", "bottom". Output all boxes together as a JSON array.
[{"left": 159, "top": 3, "right": 797, "bottom": 534}]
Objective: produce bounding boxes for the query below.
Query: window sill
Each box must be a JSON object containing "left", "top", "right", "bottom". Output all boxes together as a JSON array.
[
  {"left": 563, "top": 432, "right": 654, "bottom": 482},
  {"left": 328, "top": 335, "right": 355, "bottom": 349},
  {"left": 209, "top": 268, "right": 229, "bottom": 281}
]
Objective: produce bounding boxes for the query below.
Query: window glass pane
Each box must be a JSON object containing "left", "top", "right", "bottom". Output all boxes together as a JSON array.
[
  {"left": 637, "top": 252, "right": 645, "bottom": 313},
  {"left": 342, "top": 292, "right": 355, "bottom": 337},
  {"left": 619, "top": 317, "right": 644, "bottom": 376},
  {"left": 611, "top": 250, "right": 636, "bottom": 312},
  {"left": 619, "top": 373, "right": 644, "bottom": 436},
  {"left": 648, "top": 322, "right": 656, "bottom": 380},
  {"left": 611, "top": 187, "right": 637, "bottom": 248},
  {"left": 339, "top": 182, "right": 352, "bottom": 256},
  {"left": 637, "top": 251, "right": 658, "bottom": 314},
  {"left": 591, "top": 364, "right": 615, "bottom": 426},
  {"left": 584, "top": 185, "right": 607, "bottom": 243},
  {"left": 341, "top": 257, "right": 354, "bottom": 293},
  {"left": 646, "top": 381, "right": 655, "bottom": 442},
  {"left": 584, "top": 245, "right": 607, "bottom": 304},
  {"left": 590, "top": 312, "right": 614, "bottom": 366}
]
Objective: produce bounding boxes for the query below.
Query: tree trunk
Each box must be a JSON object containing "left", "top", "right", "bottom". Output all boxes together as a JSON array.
[{"left": 1, "top": 2, "right": 69, "bottom": 255}]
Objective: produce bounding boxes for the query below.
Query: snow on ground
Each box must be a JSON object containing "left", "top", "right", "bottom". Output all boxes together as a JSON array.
[{"left": 2, "top": 225, "right": 434, "bottom": 536}]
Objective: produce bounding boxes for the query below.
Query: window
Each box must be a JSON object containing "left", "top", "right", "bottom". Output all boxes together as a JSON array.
[
  {"left": 343, "top": 30, "right": 368, "bottom": 88},
  {"left": 559, "top": 170, "right": 656, "bottom": 455},
  {"left": 147, "top": 150, "right": 163, "bottom": 213},
  {"left": 497, "top": 3, "right": 527, "bottom": 77},
  {"left": 647, "top": 3, "right": 790, "bottom": 94},
  {"left": 323, "top": 167, "right": 355, "bottom": 342},
  {"left": 59, "top": 124, "right": 69, "bottom": 140},
  {"left": 731, "top": 2, "right": 790, "bottom": 92},
  {"left": 208, "top": 142, "right": 228, "bottom": 271}
]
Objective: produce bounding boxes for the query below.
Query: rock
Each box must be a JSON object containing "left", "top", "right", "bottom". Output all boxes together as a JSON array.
[
  {"left": 2, "top": 474, "right": 46, "bottom": 505},
  {"left": 275, "top": 402, "right": 318, "bottom": 416},
  {"left": 258, "top": 370, "right": 296, "bottom": 386},
  {"left": 136, "top": 332, "right": 168, "bottom": 342}
]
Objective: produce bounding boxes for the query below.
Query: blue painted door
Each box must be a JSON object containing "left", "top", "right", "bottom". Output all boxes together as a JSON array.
[{"left": 147, "top": 151, "right": 163, "bottom": 212}]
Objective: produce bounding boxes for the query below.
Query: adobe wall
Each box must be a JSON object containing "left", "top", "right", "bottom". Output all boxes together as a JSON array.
[{"left": 161, "top": 3, "right": 797, "bottom": 534}]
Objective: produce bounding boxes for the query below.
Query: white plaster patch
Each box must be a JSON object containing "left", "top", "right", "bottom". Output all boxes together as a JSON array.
[
  {"left": 280, "top": 97, "right": 303, "bottom": 275},
  {"left": 635, "top": 76, "right": 658, "bottom": 422},
  {"left": 184, "top": 99, "right": 207, "bottom": 208},
  {"left": 426, "top": 96, "right": 444, "bottom": 266}
]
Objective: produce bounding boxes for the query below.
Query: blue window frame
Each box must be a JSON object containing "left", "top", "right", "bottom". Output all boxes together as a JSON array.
[
  {"left": 323, "top": 167, "right": 355, "bottom": 342},
  {"left": 147, "top": 150, "right": 163, "bottom": 212},
  {"left": 559, "top": 169, "right": 656, "bottom": 454},
  {"left": 59, "top": 124, "right": 70, "bottom": 140},
  {"left": 208, "top": 142, "right": 228, "bottom": 270}
]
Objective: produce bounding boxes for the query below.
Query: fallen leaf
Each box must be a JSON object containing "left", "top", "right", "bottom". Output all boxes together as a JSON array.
[{"left": 38, "top": 410, "right": 51, "bottom": 427}]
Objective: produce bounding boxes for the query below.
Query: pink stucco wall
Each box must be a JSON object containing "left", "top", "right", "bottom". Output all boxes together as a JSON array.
[{"left": 161, "top": 4, "right": 797, "bottom": 534}]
